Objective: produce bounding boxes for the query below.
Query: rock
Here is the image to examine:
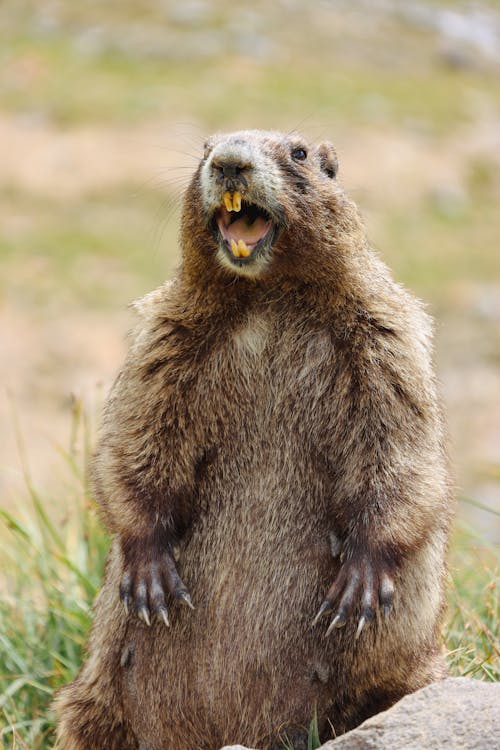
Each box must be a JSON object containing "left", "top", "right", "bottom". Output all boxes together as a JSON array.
[
  {"left": 322, "top": 677, "right": 500, "bottom": 750},
  {"left": 167, "top": 0, "right": 212, "bottom": 28}
]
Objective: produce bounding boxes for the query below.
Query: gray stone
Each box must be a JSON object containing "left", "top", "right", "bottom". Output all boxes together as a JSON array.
[
  {"left": 322, "top": 678, "right": 500, "bottom": 750},
  {"left": 167, "top": 0, "right": 212, "bottom": 28}
]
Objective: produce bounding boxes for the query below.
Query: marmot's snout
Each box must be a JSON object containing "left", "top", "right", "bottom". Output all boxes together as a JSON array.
[
  {"left": 201, "top": 134, "right": 282, "bottom": 275},
  {"left": 204, "top": 139, "right": 257, "bottom": 205},
  {"left": 210, "top": 153, "right": 252, "bottom": 194}
]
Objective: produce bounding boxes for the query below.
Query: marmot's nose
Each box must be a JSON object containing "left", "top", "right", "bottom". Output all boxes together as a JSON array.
[{"left": 211, "top": 158, "right": 251, "bottom": 191}]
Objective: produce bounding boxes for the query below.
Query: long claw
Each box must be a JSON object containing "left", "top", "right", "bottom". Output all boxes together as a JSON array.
[
  {"left": 312, "top": 600, "right": 333, "bottom": 627},
  {"left": 122, "top": 596, "right": 130, "bottom": 616},
  {"left": 158, "top": 606, "right": 170, "bottom": 627},
  {"left": 325, "top": 613, "right": 346, "bottom": 636},
  {"left": 320, "top": 554, "right": 395, "bottom": 636},
  {"left": 178, "top": 591, "right": 195, "bottom": 610},
  {"left": 138, "top": 607, "right": 151, "bottom": 626},
  {"left": 355, "top": 615, "right": 366, "bottom": 639}
]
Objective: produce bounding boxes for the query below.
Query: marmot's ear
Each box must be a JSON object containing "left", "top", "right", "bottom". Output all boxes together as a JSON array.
[{"left": 317, "top": 142, "right": 338, "bottom": 179}]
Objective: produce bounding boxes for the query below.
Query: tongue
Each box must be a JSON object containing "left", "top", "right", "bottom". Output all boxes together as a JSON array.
[{"left": 226, "top": 215, "right": 271, "bottom": 245}]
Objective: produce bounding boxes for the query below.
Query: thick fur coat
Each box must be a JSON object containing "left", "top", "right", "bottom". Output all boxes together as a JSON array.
[{"left": 55, "top": 130, "right": 453, "bottom": 750}]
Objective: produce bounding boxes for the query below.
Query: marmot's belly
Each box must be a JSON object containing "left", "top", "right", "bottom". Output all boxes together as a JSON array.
[
  {"left": 187, "top": 501, "right": 331, "bottom": 644},
  {"left": 121, "top": 483, "right": 336, "bottom": 741},
  {"left": 120, "top": 473, "right": 444, "bottom": 747},
  {"left": 155, "top": 479, "right": 332, "bottom": 654}
]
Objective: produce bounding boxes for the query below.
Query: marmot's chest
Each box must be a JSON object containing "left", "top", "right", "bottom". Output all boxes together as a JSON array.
[
  {"left": 189, "top": 313, "right": 336, "bottom": 522},
  {"left": 193, "top": 312, "right": 338, "bottom": 447}
]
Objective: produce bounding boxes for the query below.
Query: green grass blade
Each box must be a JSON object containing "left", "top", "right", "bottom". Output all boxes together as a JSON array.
[
  {"left": 0, "top": 509, "right": 30, "bottom": 541},
  {"left": 460, "top": 495, "right": 500, "bottom": 518},
  {"left": 0, "top": 677, "right": 30, "bottom": 709},
  {"left": 30, "top": 493, "right": 65, "bottom": 553}
]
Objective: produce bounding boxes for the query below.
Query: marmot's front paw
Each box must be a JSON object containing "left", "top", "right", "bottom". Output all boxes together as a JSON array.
[
  {"left": 119, "top": 535, "right": 193, "bottom": 627},
  {"left": 312, "top": 551, "right": 394, "bottom": 638}
]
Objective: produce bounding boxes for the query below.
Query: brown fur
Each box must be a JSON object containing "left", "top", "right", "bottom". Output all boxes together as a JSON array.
[{"left": 54, "top": 130, "right": 453, "bottom": 750}]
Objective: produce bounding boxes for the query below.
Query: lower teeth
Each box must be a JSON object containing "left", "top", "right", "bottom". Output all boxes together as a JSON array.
[{"left": 230, "top": 239, "right": 251, "bottom": 258}]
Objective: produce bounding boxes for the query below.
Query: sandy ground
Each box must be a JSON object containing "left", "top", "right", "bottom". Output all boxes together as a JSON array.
[
  {"left": 2, "top": 111, "right": 500, "bottom": 200},
  {"left": 1, "top": 112, "right": 499, "bottom": 539}
]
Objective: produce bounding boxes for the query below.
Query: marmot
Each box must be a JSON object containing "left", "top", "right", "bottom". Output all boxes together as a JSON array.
[{"left": 55, "top": 130, "right": 453, "bottom": 750}]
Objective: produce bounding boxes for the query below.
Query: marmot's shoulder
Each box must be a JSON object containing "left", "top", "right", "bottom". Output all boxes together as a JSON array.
[
  {"left": 125, "top": 278, "right": 183, "bottom": 360},
  {"left": 131, "top": 279, "right": 177, "bottom": 322}
]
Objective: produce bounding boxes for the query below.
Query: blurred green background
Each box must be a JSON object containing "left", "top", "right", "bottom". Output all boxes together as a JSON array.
[{"left": 1, "top": 0, "right": 499, "bottom": 535}]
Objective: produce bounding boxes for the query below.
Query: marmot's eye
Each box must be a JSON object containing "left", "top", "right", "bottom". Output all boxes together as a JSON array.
[{"left": 291, "top": 147, "right": 307, "bottom": 161}]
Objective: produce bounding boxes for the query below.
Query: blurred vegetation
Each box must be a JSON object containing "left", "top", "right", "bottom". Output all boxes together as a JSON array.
[
  {"left": 0, "top": 185, "right": 177, "bottom": 310},
  {"left": 2, "top": 1, "right": 500, "bottom": 130}
]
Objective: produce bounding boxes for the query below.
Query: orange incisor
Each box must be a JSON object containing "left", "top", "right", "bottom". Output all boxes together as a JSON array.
[
  {"left": 223, "top": 191, "right": 242, "bottom": 212},
  {"left": 230, "top": 238, "right": 251, "bottom": 258}
]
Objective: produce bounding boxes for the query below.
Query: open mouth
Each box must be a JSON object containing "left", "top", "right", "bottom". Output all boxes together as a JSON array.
[{"left": 213, "top": 191, "right": 275, "bottom": 263}]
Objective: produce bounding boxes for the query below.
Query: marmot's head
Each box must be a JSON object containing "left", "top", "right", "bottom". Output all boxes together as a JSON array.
[{"left": 181, "top": 130, "right": 361, "bottom": 282}]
